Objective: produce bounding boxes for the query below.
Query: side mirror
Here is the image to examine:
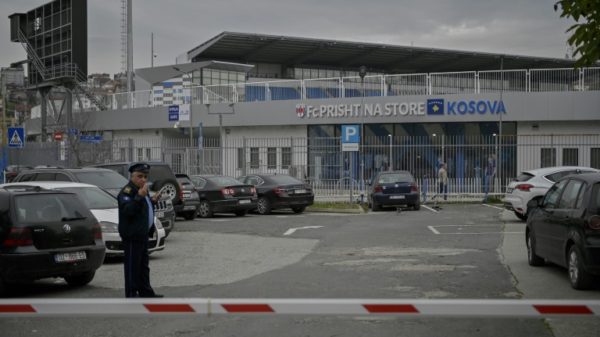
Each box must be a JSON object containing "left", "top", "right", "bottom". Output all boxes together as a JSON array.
[{"left": 527, "top": 198, "right": 541, "bottom": 210}]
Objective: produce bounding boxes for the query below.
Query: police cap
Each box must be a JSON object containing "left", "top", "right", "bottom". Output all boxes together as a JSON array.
[{"left": 128, "top": 162, "right": 151, "bottom": 174}]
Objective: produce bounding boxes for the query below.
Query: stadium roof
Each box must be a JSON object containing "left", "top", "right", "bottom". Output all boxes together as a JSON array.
[{"left": 186, "top": 32, "right": 577, "bottom": 74}]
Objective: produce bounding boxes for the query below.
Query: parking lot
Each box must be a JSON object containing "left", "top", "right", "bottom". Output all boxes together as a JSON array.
[{"left": 4, "top": 204, "right": 600, "bottom": 337}]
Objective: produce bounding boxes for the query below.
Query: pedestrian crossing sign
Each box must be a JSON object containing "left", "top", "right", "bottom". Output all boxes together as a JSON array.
[{"left": 8, "top": 127, "right": 25, "bottom": 148}]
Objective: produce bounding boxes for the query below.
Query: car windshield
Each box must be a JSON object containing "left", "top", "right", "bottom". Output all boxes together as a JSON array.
[
  {"left": 208, "top": 176, "right": 243, "bottom": 186},
  {"left": 60, "top": 187, "right": 117, "bottom": 210},
  {"left": 148, "top": 166, "right": 174, "bottom": 182},
  {"left": 515, "top": 172, "right": 534, "bottom": 182},
  {"left": 268, "top": 175, "right": 302, "bottom": 185},
  {"left": 73, "top": 171, "right": 128, "bottom": 189},
  {"left": 14, "top": 193, "right": 89, "bottom": 223},
  {"left": 378, "top": 172, "right": 413, "bottom": 184}
]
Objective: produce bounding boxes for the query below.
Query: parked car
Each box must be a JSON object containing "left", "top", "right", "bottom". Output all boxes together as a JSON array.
[
  {"left": 526, "top": 172, "right": 600, "bottom": 290},
  {"left": 368, "top": 170, "right": 420, "bottom": 211},
  {"left": 0, "top": 182, "right": 166, "bottom": 257},
  {"left": 175, "top": 174, "right": 200, "bottom": 220},
  {"left": 238, "top": 174, "right": 314, "bottom": 214},
  {"left": 188, "top": 175, "right": 257, "bottom": 218},
  {"left": 504, "top": 166, "right": 599, "bottom": 221},
  {"left": 0, "top": 186, "right": 105, "bottom": 295}
]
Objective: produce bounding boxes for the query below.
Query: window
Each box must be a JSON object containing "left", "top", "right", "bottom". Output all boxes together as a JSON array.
[
  {"left": 543, "top": 180, "right": 568, "bottom": 209},
  {"left": 55, "top": 173, "right": 71, "bottom": 181},
  {"left": 282, "top": 147, "right": 292, "bottom": 169},
  {"left": 250, "top": 148, "right": 259, "bottom": 169},
  {"left": 575, "top": 182, "right": 588, "bottom": 209},
  {"left": 267, "top": 148, "right": 277, "bottom": 169},
  {"left": 592, "top": 148, "right": 600, "bottom": 169},
  {"left": 146, "top": 148, "right": 152, "bottom": 160},
  {"left": 558, "top": 180, "right": 583, "bottom": 209},
  {"left": 562, "top": 148, "right": 578, "bottom": 166},
  {"left": 541, "top": 148, "right": 556, "bottom": 168},
  {"left": 137, "top": 148, "right": 144, "bottom": 161},
  {"left": 237, "top": 148, "right": 244, "bottom": 169}
]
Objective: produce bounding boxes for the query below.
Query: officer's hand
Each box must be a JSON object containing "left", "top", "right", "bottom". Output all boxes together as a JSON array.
[{"left": 139, "top": 183, "right": 149, "bottom": 197}]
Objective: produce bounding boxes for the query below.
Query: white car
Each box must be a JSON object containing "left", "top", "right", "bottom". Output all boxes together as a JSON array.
[
  {"left": 0, "top": 182, "right": 166, "bottom": 257},
  {"left": 504, "top": 166, "right": 599, "bottom": 221}
]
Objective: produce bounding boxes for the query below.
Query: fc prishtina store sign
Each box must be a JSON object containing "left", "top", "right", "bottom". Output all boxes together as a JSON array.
[{"left": 295, "top": 99, "right": 506, "bottom": 119}]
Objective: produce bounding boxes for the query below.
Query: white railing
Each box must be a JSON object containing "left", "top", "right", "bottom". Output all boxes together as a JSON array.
[{"left": 98, "top": 67, "right": 600, "bottom": 111}]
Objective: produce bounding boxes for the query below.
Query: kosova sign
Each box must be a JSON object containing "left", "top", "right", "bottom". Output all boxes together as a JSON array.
[{"left": 295, "top": 99, "right": 506, "bottom": 119}]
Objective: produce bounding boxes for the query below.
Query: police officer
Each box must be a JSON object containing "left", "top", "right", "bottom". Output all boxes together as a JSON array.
[{"left": 118, "top": 162, "right": 163, "bottom": 298}]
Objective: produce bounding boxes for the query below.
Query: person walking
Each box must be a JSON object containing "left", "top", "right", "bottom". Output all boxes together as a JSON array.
[
  {"left": 438, "top": 162, "right": 448, "bottom": 201},
  {"left": 118, "top": 162, "right": 163, "bottom": 298}
]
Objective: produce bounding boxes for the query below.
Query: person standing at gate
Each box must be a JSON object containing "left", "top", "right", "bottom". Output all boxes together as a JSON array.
[
  {"left": 118, "top": 162, "right": 163, "bottom": 298},
  {"left": 438, "top": 162, "right": 448, "bottom": 201}
]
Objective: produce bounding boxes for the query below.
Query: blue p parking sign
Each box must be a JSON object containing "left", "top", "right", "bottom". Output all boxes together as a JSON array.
[{"left": 341, "top": 125, "right": 359, "bottom": 152}]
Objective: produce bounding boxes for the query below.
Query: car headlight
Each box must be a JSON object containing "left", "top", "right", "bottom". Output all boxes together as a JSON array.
[{"left": 99, "top": 221, "right": 118, "bottom": 233}]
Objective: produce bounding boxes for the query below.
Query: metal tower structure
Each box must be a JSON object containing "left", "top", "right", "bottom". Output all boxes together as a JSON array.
[{"left": 120, "top": 0, "right": 134, "bottom": 92}]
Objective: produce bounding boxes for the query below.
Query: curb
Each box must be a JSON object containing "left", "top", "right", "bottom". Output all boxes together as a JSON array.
[{"left": 305, "top": 206, "right": 365, "bottom": 214}]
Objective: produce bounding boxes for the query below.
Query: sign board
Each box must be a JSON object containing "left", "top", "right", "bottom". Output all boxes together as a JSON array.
[
  {"left": 341, "top": 125, "right": 359, "bottom": 152},
  {"left": 79, "top": 135, "right": 103, "bottom": 143},
  {"left": 53, "top": 131, "right": 64, "bottom": 141},
  {"left": 8, "top": 127, "right": 25, "bottom": 148},
  {"left": 67, "top": 128, "right": 79, "bottom": 135},
  {"left": 179, "top": 104, "right": 190, "bottom": 121},
  {"left": 168, "top": 105, "right": 179, "bottom": 122}
]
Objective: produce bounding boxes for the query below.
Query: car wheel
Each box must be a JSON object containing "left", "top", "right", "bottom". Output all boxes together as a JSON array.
[
  {"left": 235, "top": 210, "right": 247, "bottom": 217},
  {"left": 568, "top": 245, "right": 594, "bottom": 290},
  {"left": 152, "top": 179, "right": 182, "bottom": 205},
  {"left": 515, "top": 211, "right": 527, "bottom": 221},
  {"left": 64, "top": 271, "right": 95, "bottom": 287},
  {"left": 291, "top": 206, "right": 306, "bottom": 214},
  {"left": 526, "top": 232, "right": 544, "bottom": 266},
  {"left": 413, "top": 202, "right": 420, "bottom": 211},
  {"left": 182, "top": 210, "right": 197, "bottom": 220},
  {"left": 257, "top": 197, "right": 272, "bottom": 215},
  {"left": 197, "top": 200, "right": 213, "bottom": 218}
]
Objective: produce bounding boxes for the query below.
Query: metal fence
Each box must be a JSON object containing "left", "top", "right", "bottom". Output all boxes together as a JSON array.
[
  {"left": 4, "top": 134, "right": 600, "bottom": 202},
  {"left": 78, "top": 67, "right": 600, "bottom": 111}
]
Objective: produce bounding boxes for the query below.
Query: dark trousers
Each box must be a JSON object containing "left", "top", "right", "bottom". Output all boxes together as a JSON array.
[
  {"left": 438, "top": 182, "right": 448, "bottom": 200},
  {"left": 123, "top": 238, "right": 155, "bottom": 298}
]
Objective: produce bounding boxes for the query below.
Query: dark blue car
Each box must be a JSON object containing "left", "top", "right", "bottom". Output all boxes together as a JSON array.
[{"left": 368, "top": 170, "right": 420, "bottom": 211}]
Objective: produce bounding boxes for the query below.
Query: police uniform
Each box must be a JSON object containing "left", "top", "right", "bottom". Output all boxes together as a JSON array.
[{"left": 117, "top": 163, "right": 162, "bottom": 298}]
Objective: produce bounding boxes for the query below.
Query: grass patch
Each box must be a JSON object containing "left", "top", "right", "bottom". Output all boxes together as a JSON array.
[{"left": 309, "top": 202, "right": 360, "bottom": 210}]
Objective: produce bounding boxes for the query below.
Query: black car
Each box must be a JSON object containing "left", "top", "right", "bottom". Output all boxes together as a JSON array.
[
  {"left": 175, "top": 174, "right": 200, "bottom": 220},
  {"left": 526, "top": 172, "right": 600, "bottom": 290},
  {"left": 88, "top": 162, "right": 180, "bottom": 235},
  {"left": 0, "top": 186, "right": 106, "bottom": 295},
  {"left": 368, "top": 170, "right": 420, "bottom": 211},
  {"left": 238, "top": 174, "right": 314, "bottom": 215},
  {"left": 189, "top": 175, "right": 257, "bottom": 218}
]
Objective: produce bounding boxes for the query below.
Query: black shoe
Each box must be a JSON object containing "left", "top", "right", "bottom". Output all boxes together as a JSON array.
[{"left": 141, "top": 294, "right": 163, "bottom": 298}]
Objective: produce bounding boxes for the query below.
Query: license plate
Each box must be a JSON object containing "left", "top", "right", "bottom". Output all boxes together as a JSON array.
[
  {"left": 156, "top": 212, "right": 164, "bottom": 218},
  {"left": 390, "top": 195, "right": 405, "bottom": 199},
  {"left": 184, "top": 206, "right": 196, "bottom": 210},
  {"left": 54, "top": 251, "right": 87, "bottom": 263},
  {"left": 239, "top": 199, "right": 251, "bottom": 204},
  {"left": 295, "top": 189, "right": 306, "bottom": 194}
]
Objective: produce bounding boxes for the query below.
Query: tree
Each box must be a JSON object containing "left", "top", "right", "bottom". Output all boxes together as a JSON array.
[{"left": 555, "top": 0, "right": 600, "bottom": 67}]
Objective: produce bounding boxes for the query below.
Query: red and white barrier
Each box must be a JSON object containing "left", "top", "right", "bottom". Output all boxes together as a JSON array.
[{"left": 0, "top": 298, "right": 599, "bottom": 317}]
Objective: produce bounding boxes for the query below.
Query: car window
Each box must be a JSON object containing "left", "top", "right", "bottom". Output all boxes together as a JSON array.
[
  {"left": 378, "top": 172, "right": 413, "bottom": 184},
  {"left": 557, "top": 180, "right": 584, "bottom": 209},
  {"left": 208, "top": 176, "right": 243, "bottom": 186},
  {"left": 592, "top": 183, "right": 600, "bottom": 214},
  {"left": 60, "top": 187, "right": 118, "bottom": 210},
  {"left": 575, "top": 182, "right": 588, "bottom": 209},
  {"left": 545, "top": 170, "right": 579, "bottom": 183},
  {"left": 14, "top": 193, "right": 89, "bottom": 223},
  {"left": 34, "top": 172, "right": 55, "bottom": 181},
  {"left": 18, "top": 173, "right": 36, "bottom": 181},
  {"left": 55, "top": 173, "right": 72, "bottom": 182},
  {"left": 148, "top": 166, "right": 175, "bottom": 182},
  {"left": 515, "top": 172, "right": 534, "bottom": 182},
  {"left": 73, "top": 171, "right": 128, "bottom": 189},
  {"left": 543, "top": 179, "right": 568, "bottom": 209},
  {"left": 191, "top": 177, "right": 207, "bottom": 189},
  {"left": 176, "top": 176, "right": 194, "bottom": 186},
  {"left": 268, "top": 175, "right": 301, "bottom": 185},
  {"left": 247, "top": 176, "right": 263, "bottom": 186}
]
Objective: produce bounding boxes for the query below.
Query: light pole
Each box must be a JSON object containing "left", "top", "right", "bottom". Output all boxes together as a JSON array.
[
  {"left": 358, "top": 65, "right": 367, "bottom": 202},
  {"left": 172, "top": 66, "right": 193, "bottom": 146},
  {"left": 388, "top": 134, "right": 392, "bottom": 171}
]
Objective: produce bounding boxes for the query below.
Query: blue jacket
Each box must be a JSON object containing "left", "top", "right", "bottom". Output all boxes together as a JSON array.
[{"left": 118, "top": 181, "right": 154, "bottom": 240}]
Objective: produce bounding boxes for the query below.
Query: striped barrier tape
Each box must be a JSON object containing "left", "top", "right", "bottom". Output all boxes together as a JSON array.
[{"left": 0, "top": 299, "right": 599, "bottom": 317}]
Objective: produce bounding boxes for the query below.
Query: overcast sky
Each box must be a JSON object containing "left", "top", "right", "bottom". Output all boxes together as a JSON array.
[{"left": 0, "top": 0, "right": 575, "bottom": 76}]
